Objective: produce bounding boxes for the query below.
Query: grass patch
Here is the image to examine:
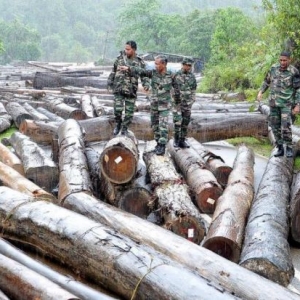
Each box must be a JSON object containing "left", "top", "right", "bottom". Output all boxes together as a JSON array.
[{"left": 0, "top": 126, "right": 17, "bottom": 140}]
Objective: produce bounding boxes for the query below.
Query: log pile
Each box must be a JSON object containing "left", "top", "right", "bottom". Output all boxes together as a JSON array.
[{"left": 0, "top": 62, "right": 299, "bottom": 299}]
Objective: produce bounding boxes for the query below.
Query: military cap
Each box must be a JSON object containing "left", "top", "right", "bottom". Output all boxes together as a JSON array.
[{"left": 182, "top": 57, "right": 194, "bottom": 65}]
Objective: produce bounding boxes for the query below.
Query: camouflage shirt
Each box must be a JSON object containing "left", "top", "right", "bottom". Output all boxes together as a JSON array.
[
  {"left": 174, "top": 69, "right": 197, "bottom": 103},
  {"left": 107, "top": 51, "right": 149, "bottom": 96},
  {"left": 260, "top": 63, "right": 300, "bottom": 107}
]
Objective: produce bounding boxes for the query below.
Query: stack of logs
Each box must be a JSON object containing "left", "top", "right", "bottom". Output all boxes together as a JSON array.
[{"left": 0, "top": 64, "right": 298, "bottom": 299}]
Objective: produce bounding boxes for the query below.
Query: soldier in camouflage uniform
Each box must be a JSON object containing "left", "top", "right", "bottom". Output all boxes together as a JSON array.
[
  {"left": 107, "top": 41, "right": 149, "bottom": 135},
  {"left": 257, "top": 51, "right": 300, "bottom": 157},
  {"left": 172, "top": 57, "right": 197, "bottom": 148},
  {"left": 119, "top": 55, "right": 178, "bottom": 155}
]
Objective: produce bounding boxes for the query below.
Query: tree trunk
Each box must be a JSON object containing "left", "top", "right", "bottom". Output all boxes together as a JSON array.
[
  {"left": 0, "top": 102, "right": 12, "bottom": 133},
  {"left": 188, "top": 137, "right": 232, "bottom": 187},
  {"left": 0, "top": 143, "right": 24, "bottom": 175},
  {"left": 289, "top": 171, "right": 300, "bottom": 243},
  {"left": 57, "top": 119, "right": 93, "bottom": 203},
  {"left": 23, "top": 102, "right": 50, "bottom": 121},
  {"left": 0, "top": 239, "right": 118, "bottom": 300},
  {"left": 5, "top": 101, "right": 33, "bottom": 128},
  {"left": 239, "top": 154, "right": 295, "bottom": 287},
  {"left": 33, "top": 72, "right": 108, "bottom": 89},
  {"left": 36, "top": 106, "right": 65, "bottom": 122},
  {"left": 99, "top": 134, "right": 139, "bottom": 184},
  {"left": 0, "top": 186, "right": 237, "bottom": 300},
  {"left": 81, "top": 94, "right": 95, "bottom": 118},
  {"left": 0, "top": 161, "right": 55, "bottom": 201},
  {"left": 167, "top": 140, "right": 223, "bottom": 214},
  {"left": 143, "top": 141, "right": 207, "bottom": 244},
  {"left": 9, "top": 132, "right": 59, "bottom": 193},
  {"left": 202, "top": 145, "right": 255, "bottom": 262},
  {"left": 61, "top": 191, "right": 300, "bottom": 300},
  {"left": 18, "top": 112, "right": 268, "bottom": 144},
  {"left": 0, "top": 253, "right": 79, "bottom": 300}
]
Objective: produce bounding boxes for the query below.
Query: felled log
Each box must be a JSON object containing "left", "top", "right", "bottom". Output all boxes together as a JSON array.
[
  {"left": 290, "top": 172, "right": 300, "bottom": 242},
  {"left": 99, "top": 134, "right": 139, "bottom": 184},
  {"left": 0, "top": 143, "right": 24, "bottom": 175},
  {"left": 239, "top": 153, "right": 295, "bottom": 287},
  {"left": 33, "top": 71, "right": 107, "bottom": 89},
  {"left": 46, "top": 98, "right": 87, "bottom": 120},
  {"left": 0, "top": 239, "right": 118, "bottom": 300},
  {"left": 188, "top": 137, "right": 232, "bottom": 187},
  {"left": 61, "top": 191, "right": 300, "bottom": 300},
  {"left": 5, "top": 101, "right": 33, "bottom": 128},
  {"left": 0, "top": 253, "right": 78, "bottom": 300},
  {"left": 0, "top": 161, "right": 55, "bottom": 201},
  {"left": 202, "top": 145, "right": 255, "bottom": 262},
  {"left": 143, "top": 141, "right": 207, "bottom": 243},
  {"left": 91, "top": 96, "right": 106, "bottom": 116},
  {"left": 9, "top": 132, "right": 59, "bottom": 193},
  {"left": 167, "top": 140, "right": 223, "bottom": 214},
  {"left": 19, "top": 119, "right": 61, "bottom": 144},
  {"left": 36, "top": 106, "right": 65, "bottom": 122},
  {"left": 0, "top": 290, "right": 8, "bottom": 300},
  {"left": 57, "top": 119, "right": 93, "bottom": 203},
  {"left": 0, "top": 187, "right": 237, "bottom": 300},
  {"left": 22, "top": 102, "right": 49, "bottom": 121},
  {"left": 81, "top": 94, "right": 95, "bottom": 118},
  {"left": 0, "top": 102, "right": 12, "bottom": 121}
]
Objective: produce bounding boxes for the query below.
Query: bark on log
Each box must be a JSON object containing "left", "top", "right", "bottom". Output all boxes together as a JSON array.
[
  {"left": 0, "top": 143, "right": 24, "bottom": 175},
  {"left": 0, "top": 102, "right": 12, "bottom": 122},
  {"left": 0, "top": 161, "right": 55, "bottom": 201},
  {"left": 143, "top": 141, "right": 207, "bottom": 243},
  {"left": 0, "top": 239, "right": 118, "bottom": 300},
  {"left": 290, "top": 172, "right": 300, "bottom": 243},
  {"left": 5, "top": 101, "right": 33, "bottom": 128},
  {"left": 46, "top": 99, "right": 87, "bottom": 120},
  {"left": 0, "top": 290, "right": 8, "bottom": 300},
  {"left": 202, "top": 145, "right": 255, "bottom": 262},
  {"left": 81, "top": 94, "right": 95, "bottom": 118},
  {"left": 58, "top": 119, "right": 93, "bottom": 203},
  {"left": 36, "top": 106, "right": 65, "bottom": 122},
  {"left": 23, "top": 102, "right": 50, "bottom": 121},
  {"left": 61, "top": 191, "right": 300, "bottom": 300},
  {"left": 239, "top": 154, "right": 295, "bottom": 286},
  {"left": 188, "top": 137, "right": 232, "bottom": 187},
  {"left": 9, "top": 132, "right": 59, "bottom": 193},
  {"left": 0, "top": 253, "right": 79, "bottom": 300},
  {"left": 18, "top": 112, "right": 268, "bottom": 144},
  {"left": 167, "top": 140, "right": 223, "bottom": 214},
  {"left": 19, "top": 119, "right": 61, "bottom": 144},
  {"left": 99, "top": 134, "right": 139, "bottom": 184},
  {"left": 33, "top": 72, "right": 107, "bottom": 89},
  {"left": 0, "top": 187, "right": 237, "bottom": 300}
]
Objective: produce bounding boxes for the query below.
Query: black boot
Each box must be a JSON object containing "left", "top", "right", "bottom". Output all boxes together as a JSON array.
[
  {"left": 286, "top": 146, "right": 294, "bottom": 158},
  {"left": 121, "top": 126, "right": 128, "bottom": 135},
  {"left": 113, "top": 122, "right": 121, "bottom": 135},
  {"left": 173, "top": 134, "right": 180, "bottom": 147},
  {"left": 155, "top": 143, "right": 165, "bottom": 155},
  {"left": 178, "top": 138, "right": 190, "bottom": 148},
  {"left": 274, "top": 144, "right": 284, "bottom": 157}
]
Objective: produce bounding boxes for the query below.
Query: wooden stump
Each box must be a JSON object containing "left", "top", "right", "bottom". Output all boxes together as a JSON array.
[
  {"left": 167, "top": 140, "right": 223, "bottom": 214},
  {"left": 239, "top": 153, "right": 295, "bottom": 287},
  {"left": 202, "top": 145, "right": 255, "bottom": 262}
]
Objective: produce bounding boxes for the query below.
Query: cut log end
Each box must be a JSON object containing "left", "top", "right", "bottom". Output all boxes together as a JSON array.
[
  {"left": 69, "top": 110, "right": 88, "bottom": 120},
  {"left": 118, "top": 187, "right": 154, "bottom": 219},
  {"left": 240, "top": 258, "right": 294, "bottom": 287},
  {"left": 166, "top": 216, "right": 206, "bottom": 245},
  {"left": 214, "top": 166, "right": 233, "bottom": 187},
  {"left": 101, "top": 147, "right": 137, "bottom": 184},
  {"left": 202, "top": 236, "right": 240, "bottom": 263},
  {"left": 194, "top": 185, "right": 223, "bottom": 214}
]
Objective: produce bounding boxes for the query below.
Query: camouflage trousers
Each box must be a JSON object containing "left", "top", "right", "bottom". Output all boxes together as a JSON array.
[
  {"left": 268, "top": 105, "right": 292, "bottom": 146},
  {"left": 150, "top": 103, "right": 169, "bottom": 145},
  {"left": 172, "top": 96, "right": 194, "bottom": 139},
  {"left": 114, "top": 93, "right": 136, "bottom": 127}
]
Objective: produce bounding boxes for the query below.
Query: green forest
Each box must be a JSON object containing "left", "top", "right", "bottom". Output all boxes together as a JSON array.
[{"left": 0, "top": 0, "right": 298, "bottom": 96}]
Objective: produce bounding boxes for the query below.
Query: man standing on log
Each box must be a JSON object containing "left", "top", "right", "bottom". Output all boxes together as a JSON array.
[
  {"left": 173, "top": 57, "right": 197, "bottom": 148},
  {"left": 119, "top": 55, "right": 178, "bottom": 155},
  {"left": 257, "top": 51, "right": 300, "bottom": 157},
  {"left": 107, "top": 41, "right": 149, "bottom": 135}
]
